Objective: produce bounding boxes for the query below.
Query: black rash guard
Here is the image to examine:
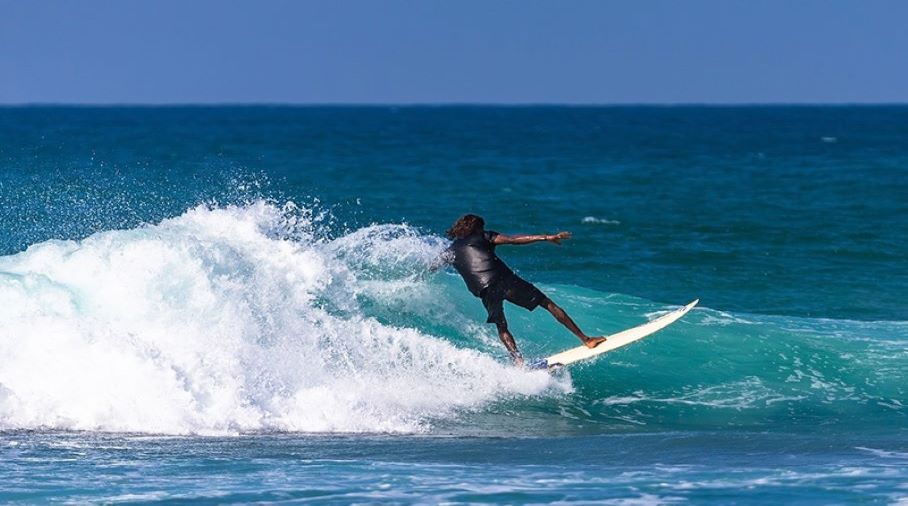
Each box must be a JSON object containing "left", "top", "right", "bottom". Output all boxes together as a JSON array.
[{"left": 449, "top": 231, "right": 515, "bottom": 296}]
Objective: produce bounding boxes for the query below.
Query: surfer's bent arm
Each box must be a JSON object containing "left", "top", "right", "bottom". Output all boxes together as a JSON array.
[
  {"left": 428, "top": 248, "right": 454, "bottom": 272},
  {"left": 492, "top": 231, "right": 571, "bottom": 246}
]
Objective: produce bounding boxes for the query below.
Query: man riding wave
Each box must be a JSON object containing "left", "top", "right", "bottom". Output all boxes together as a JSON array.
[{"left": 438, "top": 214, "right": 606, "bottom": 365}]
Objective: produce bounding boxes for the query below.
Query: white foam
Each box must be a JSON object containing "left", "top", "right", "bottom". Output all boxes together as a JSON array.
[
  {"left": 596, "top": 377, "right": 803, "bottom": 410},
  {"left": 0, "top": 202, "right": 562, "bottom": 434},
  {"left": 855, "top": 447, "right": 908, "bottom": 460},
  {"left": 581, "top": 216, "right": 621, "bottom": 225}
]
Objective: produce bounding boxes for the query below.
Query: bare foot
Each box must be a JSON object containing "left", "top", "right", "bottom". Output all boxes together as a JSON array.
[{"left": 583, "top": 337, "right": 607, "bottom": 348}]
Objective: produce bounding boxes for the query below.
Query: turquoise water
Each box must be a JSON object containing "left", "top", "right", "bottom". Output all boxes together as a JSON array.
[{"left": 0, "top": 106, "right": 906, "bottom": 503}]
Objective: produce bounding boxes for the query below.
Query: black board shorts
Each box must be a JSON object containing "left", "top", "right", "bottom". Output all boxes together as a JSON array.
[{"left": 479, "top": 275, "right": 547, "bottom": 325}]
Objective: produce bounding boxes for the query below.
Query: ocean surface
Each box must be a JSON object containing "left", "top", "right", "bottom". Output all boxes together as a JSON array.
[{"left": 0, "top": 106, "right": 906, "bottom": 504}]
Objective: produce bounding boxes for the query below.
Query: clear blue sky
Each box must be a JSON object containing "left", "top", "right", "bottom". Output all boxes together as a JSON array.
[{"left": 2, "top": 0, "right": 906, "bottom": 104}]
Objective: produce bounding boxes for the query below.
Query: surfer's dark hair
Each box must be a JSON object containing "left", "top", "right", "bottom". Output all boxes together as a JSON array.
[{"left": 446, "top": 214, "right": 484, "bottom": 239}]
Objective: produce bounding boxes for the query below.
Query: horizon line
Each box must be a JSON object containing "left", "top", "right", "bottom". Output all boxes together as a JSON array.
[{"left": 2, "top": 101, "right": 908, "bottom": 108}]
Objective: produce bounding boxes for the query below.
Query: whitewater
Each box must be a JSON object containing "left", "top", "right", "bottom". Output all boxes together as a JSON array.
[{"left": 0, "top": 202, "right": 562, "bottom": 434}]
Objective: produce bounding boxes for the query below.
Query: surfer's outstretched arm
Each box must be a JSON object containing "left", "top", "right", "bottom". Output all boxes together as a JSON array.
[{"left": 493, "top": 231, "right": 571, "bottom": 246}]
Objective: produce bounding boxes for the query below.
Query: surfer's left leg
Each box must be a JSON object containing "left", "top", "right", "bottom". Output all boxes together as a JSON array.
[
  {"left": 539, "top": 297, "right": 606, "bottom": 348},
  {"left": 498, "top": 275, "right": 606, "bottom": 349}
]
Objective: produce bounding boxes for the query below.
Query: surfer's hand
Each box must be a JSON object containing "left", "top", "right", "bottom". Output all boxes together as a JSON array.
[{"left": 548, "top": 231, "right": 571, "bottom": 245}]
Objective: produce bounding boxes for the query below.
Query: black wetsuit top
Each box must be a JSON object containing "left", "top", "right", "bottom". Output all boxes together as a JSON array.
[{"left": 449, "top": 231, "right": 514, "bottom": 296}]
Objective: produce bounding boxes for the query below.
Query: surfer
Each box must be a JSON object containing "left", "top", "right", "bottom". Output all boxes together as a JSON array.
[{"left": 438, "top": 214, "right": 606, "bottom": 365}]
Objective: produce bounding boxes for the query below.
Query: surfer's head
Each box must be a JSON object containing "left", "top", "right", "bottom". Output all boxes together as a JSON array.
[{"left": 446, "top": 214, "right": 484, "bottom": 239}]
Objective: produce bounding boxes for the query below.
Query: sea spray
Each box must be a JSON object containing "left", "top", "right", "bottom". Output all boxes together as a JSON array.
[{"left": 0, "top": 202, "right": 561, "bottom": 434}]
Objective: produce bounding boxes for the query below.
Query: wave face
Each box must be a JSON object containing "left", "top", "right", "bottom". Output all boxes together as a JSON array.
[
  {"left": 0, "top": 202, "right": 905, "bottom": 435},
  {"left": 0, "top": 202, "right": 561, "bottom": 434}
]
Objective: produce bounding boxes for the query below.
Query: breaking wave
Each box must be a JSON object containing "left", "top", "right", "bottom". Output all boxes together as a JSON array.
[
  {"left": 0, "top": 202, "right": 905, "bottom": 435},
  {"left": 0, "top": 202, "right": 562, "bottom": 434}
]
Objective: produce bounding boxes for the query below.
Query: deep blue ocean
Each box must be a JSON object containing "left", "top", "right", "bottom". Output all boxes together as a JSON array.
[{"left": 1, "top": 106, "right": 906, "bottom": 504}]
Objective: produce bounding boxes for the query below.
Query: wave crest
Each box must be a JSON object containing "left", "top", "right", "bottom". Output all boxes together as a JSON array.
[{"left": 0, "top": 202, "right": 561, "bottom": 434}]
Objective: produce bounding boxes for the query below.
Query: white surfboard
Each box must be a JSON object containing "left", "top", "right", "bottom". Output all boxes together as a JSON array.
[{"left": 539, "top": 299, "right": 698, "bottom": 369}]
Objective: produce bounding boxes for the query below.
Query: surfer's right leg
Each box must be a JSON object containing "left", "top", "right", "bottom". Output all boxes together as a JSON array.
[
  {"left": 495, "top": 319, "right": 524, "bottom": 365},
  {"left": 540, "top": 297, "right": 606, "bottom": 348},
  {"left": 481, "top": 286, "right": 524, "bottom": 364}
]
